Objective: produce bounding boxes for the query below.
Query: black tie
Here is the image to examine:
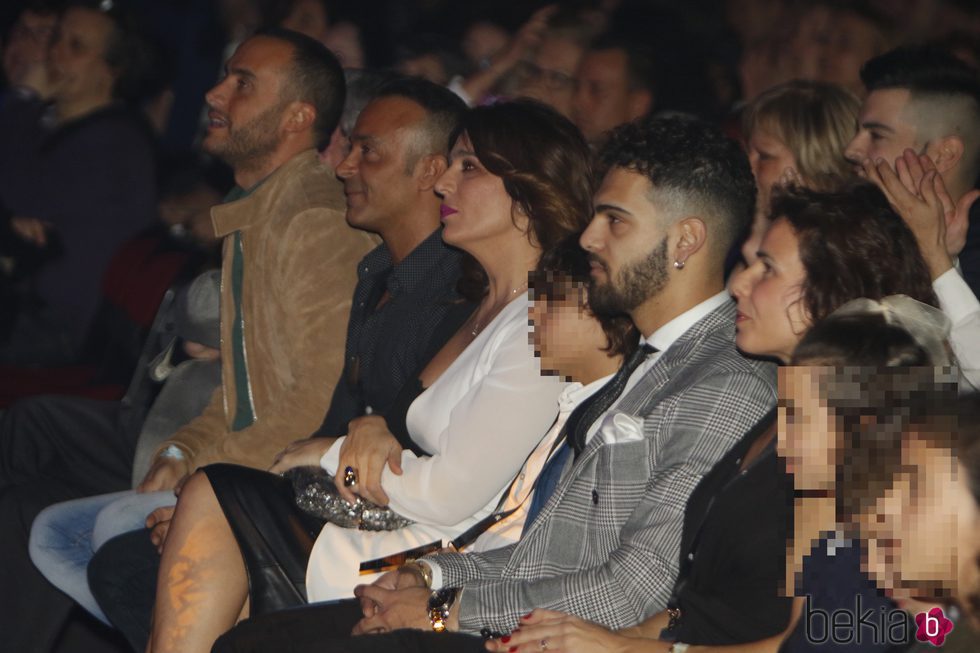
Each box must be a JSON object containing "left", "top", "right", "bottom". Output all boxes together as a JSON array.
[
  {"left": 565, "top": 343, "right": 656, "bottom": 456},
  {"left": 520, "top": 343, "right": 657, "bottom": 534}
]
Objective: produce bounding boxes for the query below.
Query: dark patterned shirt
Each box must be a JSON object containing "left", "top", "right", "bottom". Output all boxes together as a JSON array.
[{"left": 314, "top": 228, "right": 474, "bottom": 436}]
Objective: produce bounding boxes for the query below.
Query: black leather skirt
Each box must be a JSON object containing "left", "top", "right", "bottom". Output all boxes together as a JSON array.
[{"left": 203, "top": 463, "right": 326, "bottom": 617}]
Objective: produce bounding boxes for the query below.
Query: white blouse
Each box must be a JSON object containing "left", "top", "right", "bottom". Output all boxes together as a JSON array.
[{"left": 307, "top": 294, "right": 565, "bottom": 600}]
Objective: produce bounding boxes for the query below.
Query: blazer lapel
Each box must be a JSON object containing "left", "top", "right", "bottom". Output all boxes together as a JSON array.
[
  {"left": 577, "top": 302, "right": 734, "bottom": 463},
  {"left": 520, "top": 302, "right": 736, "bottom": 541}
]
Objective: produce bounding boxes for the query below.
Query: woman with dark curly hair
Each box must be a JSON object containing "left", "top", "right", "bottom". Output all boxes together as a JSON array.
[
  {"left": 143, "top": 98, "right": 596, "bottom": 653},
  {"left": 731, "top": 183, "right": 938, "bottom": 362}
]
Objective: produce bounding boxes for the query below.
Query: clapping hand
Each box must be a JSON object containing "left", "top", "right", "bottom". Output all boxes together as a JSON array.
[{"left": 861, "top": 150, "right": 979, "bottom": 278}]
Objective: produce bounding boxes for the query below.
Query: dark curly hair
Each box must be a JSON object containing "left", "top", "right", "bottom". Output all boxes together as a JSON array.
[
  {"left": 771, "top": 183, "right": 938, "bottom": 324},
  {"left": 598, "top": 114, "right": 756, "bottom": 258},
  {"left": 450, "top": 99, "right": 594, "bottom": 300}
]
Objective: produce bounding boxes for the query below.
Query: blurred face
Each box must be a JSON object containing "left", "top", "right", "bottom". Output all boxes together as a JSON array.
[
  {"left": 572, "top": 48, "right": 643, "bottom": 145},
  {"left": 335, "top": 96, "right": 428, "bottom": 233},
  {"left": 203, "top": 37, "right": 293, "bottom": 170},
  {"left": 435, "top": 134, "right": 523, "bottom": 250},
  {"left": 861, "top": 441, "right": 978, "bottom": 600},
  {"left": 529, "top": 283, "right": 608, "bottom": 381},
  {"left": 778, "top": 366, "right": 837, "bottom": 491},
  {"left": 280, "top": 0, "right": 329, "bottom": 42},
  {"left": 323, "top": 22, "right": 364, "bottom": 69},
  {"left": 3, "top": 9, "right": 57, "bottom": 86},
  {"left": 47, "top": 7, "right": 116, "bottom": 107},
  {"left": 790, "top": 5, "right": 833, "bottom": 80},
  {"left": 398, "top": 55, "right": 449, "bottom": 86},
  {"left": 580, "top": 167, "right": 671, "bottom": 317},
  {"left": 462, "top": 22, "right": 508, "bottom": 65},
  {"left": 516, "top": 36, "right": 583, "bottom": 117},
  {"left": 730, "top": 218, "right": 809, "bottom": 362},
  {"left": 747, "top": 128, "right": 797, "bottom": 210},
  {"left": 844, "top": 89, "right": 918, "bottom": 172},
  {"left": 819, "top": 12, "right": 882, "bottom": 95}
]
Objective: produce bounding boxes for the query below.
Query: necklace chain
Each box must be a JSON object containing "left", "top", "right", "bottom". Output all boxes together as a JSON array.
[{"left": 470, "top": 281, "right": 528, "bottom": 337}]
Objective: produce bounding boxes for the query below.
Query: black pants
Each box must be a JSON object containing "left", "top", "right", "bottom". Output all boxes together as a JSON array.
[
  {"left": 91, "top": 529, "right": 487, "bottom": 653},
  {"left": 89, "top": 527, "right": 159, "bottom": 653},
  {"left": 212, "top": 601, "right": 486, "bottom": 653},
  {"left": 0, "top": 395, "right": 135, "bottom": 652},
  {"left": 90, "top": 463, "right": 324, "bottom": 652}
]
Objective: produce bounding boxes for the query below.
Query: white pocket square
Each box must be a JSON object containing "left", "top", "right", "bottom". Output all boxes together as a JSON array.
[{"left": 597, "top": 412, "right": 645, "bottom": 445}]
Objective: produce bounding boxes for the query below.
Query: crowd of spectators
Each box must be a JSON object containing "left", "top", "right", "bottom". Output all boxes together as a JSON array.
[{"left": 0, "top": 1, "right": 979, "bottom": 652}]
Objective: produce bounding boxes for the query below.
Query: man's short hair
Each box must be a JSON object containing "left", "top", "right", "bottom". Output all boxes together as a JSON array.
[
  {"left": 371, "top": 76, "right": 466, "bottom": 167},
  {"left": 259, "top": 27, "right": 346, "bottom": 149},
  {"left": 598, "top": 115, "right": 756, "bottom": 258},
  {"left": 861, "top": 45, "right": 980, "bottom": 182},
  {"left": 860, "top": 44, "right": 979, "bottom": 95}
]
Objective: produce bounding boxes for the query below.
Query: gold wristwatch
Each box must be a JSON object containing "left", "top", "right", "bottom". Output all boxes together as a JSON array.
[{"left": 426, "top": 588, "right": 458, "bottom": 633}]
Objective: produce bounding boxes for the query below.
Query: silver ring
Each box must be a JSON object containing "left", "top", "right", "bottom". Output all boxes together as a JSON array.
[
  {"left": 343, "top": 465, "right": 357, "bottom": 487},
  {"left": 540, "top": 638, "right": 549, "bottom": 651}
]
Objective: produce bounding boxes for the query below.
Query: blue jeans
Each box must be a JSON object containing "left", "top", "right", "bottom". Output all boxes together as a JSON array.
[{"left": 28, "top": 489, "right": 175, "bottom": 623}]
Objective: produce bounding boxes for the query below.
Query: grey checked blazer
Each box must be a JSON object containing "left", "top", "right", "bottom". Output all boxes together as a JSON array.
[{"left": 429, "top": 301, "right": 777, "bottom": 635}]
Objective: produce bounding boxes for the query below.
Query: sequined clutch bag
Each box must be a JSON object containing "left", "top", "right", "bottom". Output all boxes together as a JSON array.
[{"left": 283, "top": 466, "right": 414, "bottom": 531}]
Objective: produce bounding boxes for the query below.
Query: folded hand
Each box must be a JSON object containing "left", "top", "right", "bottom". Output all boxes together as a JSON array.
[{"left": 335, "top": 416, "right": 402, "bottom": 506}]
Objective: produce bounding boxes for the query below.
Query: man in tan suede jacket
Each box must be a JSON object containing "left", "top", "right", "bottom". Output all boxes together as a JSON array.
[{"left": 139, "top": 29, "right": 376, "bottom": 493}]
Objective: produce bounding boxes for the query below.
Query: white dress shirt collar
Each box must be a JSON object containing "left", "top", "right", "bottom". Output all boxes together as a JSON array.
[
  {"left": 557, "top": 374, "right": 614, "bottom": 414},
  {"left": 642, "top": 291, "right": 731, "bottom": 355}
]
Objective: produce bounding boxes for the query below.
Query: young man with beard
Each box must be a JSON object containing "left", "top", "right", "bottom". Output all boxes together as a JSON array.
[
  {"left": 2, "top": 27, "right": 376, "bottom": 653},
  {"left": 85, "top": 77, "right": 476, "bottom": 652},
  {"left": 136, "top": 30, "right": 378, "bottom": 493},
  {"left": 210, "top": 116, "right": 778, "bottom": 653}
]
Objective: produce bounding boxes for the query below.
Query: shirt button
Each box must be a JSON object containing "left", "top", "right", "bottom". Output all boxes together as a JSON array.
[
  {"left": 687, "top": 552, "right": 694, "bottom": 561},
  {"left": 591, "top": 489, "right": 599, "bottom": 505}
]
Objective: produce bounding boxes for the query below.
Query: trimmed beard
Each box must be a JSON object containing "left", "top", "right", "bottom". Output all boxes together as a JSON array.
[
  {"left": 205, "top": 100, "right": 285, "bottom": 171},
  {"left": 588, "top": 236, "right": 669, "bottom": 316}
]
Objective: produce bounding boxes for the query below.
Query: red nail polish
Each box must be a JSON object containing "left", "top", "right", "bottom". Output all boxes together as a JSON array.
[
  {"left": 501, "top": 636, "right": 511, "bottom": 643},
  {"left": 522, "top": 612, "right": 533, "bottom": 619},
  {"left": 509, "top": 648, "right": 517, "bottom": 653}
]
